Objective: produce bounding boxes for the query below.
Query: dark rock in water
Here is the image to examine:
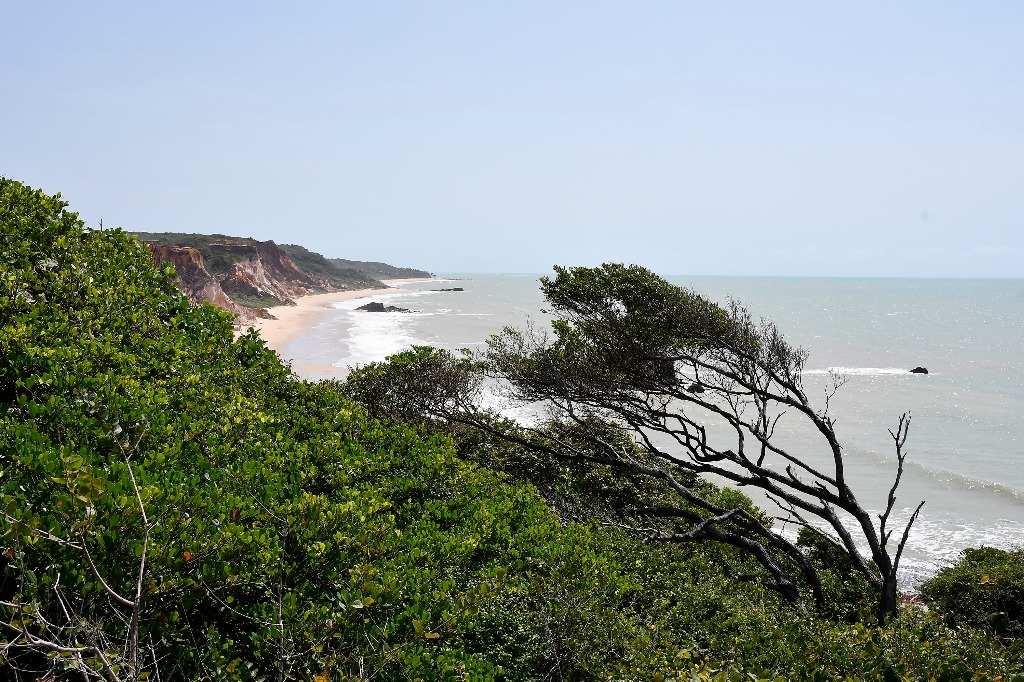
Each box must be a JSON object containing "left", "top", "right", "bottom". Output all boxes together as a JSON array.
[
  {"left": 432, "top": 287, "right": 465, "bottom": 292},
  {"left": 687, "top": 382, "right": 706, "bottom": 394},
  {"left": 357, "top": 301, "right": 411, "bottom": 313},
  {"left": 910, "top": 366, "right": 929, "bottom": 374}
]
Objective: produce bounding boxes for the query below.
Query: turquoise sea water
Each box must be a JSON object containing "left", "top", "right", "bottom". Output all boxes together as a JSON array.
[{"left": 285, "top": 274, "right": 1024, "bottom": 584}]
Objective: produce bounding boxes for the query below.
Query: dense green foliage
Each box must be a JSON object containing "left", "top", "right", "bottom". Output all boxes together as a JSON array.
[
  {"left": 343, "top": 346, "right": 1024, "bottom": 679},
  {"left": 2, "top": 178, "right": 1022, "bottom": 680},
  {"left": 482, "top": 264, "right": 930, "bottom": 619},
  {"left": 343, "top": 347, "right": 770, "bottom": 537},
  {"left": 1, "top": 180, "right": 699, "bottom": 679},
  {"left": 921, "top": 547, "right": 1024, "bottom": 639}
]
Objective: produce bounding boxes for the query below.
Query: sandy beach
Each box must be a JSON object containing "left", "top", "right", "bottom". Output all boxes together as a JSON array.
[{"left": 241, "top": 279, "right": 431, "bottom": 377}]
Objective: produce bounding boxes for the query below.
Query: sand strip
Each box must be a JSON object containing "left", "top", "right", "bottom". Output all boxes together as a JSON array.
[
  {"left": 242, "top": 288, "right": 391, "bottom": 354},
  {"left": 241, "top": 278, "right": 433, "bottom": 376}
]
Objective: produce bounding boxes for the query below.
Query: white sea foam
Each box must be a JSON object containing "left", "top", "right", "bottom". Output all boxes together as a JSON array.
[
  {"left": 329, "top": 293, "right": 435, "bottom": 367},
  {"left": 900, "top": 514, "right": 1024, "bottom": 587},
  {"left": 771, "top": 506, "right": 1022, "bottom": 587},
  {"left": 802, "top": 367, "right": 923, "bottom": 376},
  {"left": 337, "top": 312, "right": 433, "bottom": 367}
]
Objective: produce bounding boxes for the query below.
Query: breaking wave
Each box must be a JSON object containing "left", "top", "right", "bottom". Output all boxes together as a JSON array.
[{"left": 803, "top": 367, "right": 926, "bottom": 376}]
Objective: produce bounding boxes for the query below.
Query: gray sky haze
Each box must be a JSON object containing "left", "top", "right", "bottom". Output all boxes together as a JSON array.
[{"left": 3, "top": 2, "right": 1022, "bottom": 276}]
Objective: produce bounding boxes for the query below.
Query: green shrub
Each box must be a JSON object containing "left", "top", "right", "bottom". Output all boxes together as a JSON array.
[
  {"left": 796, "top": 527, "right": 876, "bottom": 620},
  {"left": 0, "top": 176, "right": 734, "bottom": 682},
  {"left": 922, "top": 546, "right": 1024, "bottom": 639}
]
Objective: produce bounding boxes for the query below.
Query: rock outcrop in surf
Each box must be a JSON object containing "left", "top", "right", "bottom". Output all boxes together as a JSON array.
[{"left": 356, "top": 301, "right": 412, "bottom": 313}]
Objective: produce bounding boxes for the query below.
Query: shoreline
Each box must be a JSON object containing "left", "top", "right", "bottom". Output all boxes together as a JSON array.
[{"left": 241, "top": 278, "right": 433, "bottom": 375}]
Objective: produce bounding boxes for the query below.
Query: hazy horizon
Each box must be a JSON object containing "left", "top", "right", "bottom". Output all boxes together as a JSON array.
[{"left": 3, "top": 3, "right": 1022, "bottom": 278}]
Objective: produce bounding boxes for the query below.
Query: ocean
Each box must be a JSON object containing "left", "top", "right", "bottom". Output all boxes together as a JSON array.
[{"left": 286, "top": 274, "right": 1024, "bottom": 585}]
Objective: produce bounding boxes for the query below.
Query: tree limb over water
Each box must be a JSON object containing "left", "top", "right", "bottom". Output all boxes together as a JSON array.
[{"left": 344, "top": 263, "right": 924, "bottom": 621}]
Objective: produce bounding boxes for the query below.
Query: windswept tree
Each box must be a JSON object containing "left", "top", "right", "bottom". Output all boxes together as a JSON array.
[{"left": 346, "top": 264, "right": 923, "bottom": 620}]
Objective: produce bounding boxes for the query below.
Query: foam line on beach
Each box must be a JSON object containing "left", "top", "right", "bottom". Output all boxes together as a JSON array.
[
  {"left": 242, "top": 278, "right": 434, "bottom": 371},
  {"left": 242, "top": 288, "right": 390, "bottom": 354}
]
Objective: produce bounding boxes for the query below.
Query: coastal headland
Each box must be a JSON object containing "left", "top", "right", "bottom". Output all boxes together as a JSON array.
[{"left": 135, "top": 231, "right": 434, "bottom": 375}]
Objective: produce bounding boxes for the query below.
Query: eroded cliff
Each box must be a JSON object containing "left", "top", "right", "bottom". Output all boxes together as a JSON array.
[
  {"left": 138, "top": 235, "right": 404, "bottom": 322},
  {"left": 144, "top": 244, "right": 251, "bottom": 319}
]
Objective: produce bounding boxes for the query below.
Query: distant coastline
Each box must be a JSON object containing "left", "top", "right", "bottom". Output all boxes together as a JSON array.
[{"left": 134, "top": 231, "right": 432, "bottom": 325}]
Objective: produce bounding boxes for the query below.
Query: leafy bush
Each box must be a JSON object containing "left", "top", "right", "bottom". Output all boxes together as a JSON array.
[
  {"left": 796, "top": 526, "right": 876, "bottom": 620},
  {"left": 0, "top": 176, "right": 750, "bottom": 682},
  {"left": 922, "top": 546, "right": 1024, "bottom": 639},
  {"left": 341, "top": 331, "right": 1024, "bottom": 679},
  {"left": 3, "top": 177, "right": 1022, "bottom": 681}
]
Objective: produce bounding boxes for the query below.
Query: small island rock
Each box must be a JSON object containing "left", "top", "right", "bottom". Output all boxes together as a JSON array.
[{"left": 356, "top": 301, "right": 411, "bottom": 313}]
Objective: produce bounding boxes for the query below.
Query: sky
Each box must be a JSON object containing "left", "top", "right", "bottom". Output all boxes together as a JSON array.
[{"left": 2, "top": 3, "right": 1022, "bottom": 277}]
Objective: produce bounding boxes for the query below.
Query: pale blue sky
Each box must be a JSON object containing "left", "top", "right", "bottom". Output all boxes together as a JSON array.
[{"left": 3, "top": 3, "right": 1022, "bottom": 276}]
